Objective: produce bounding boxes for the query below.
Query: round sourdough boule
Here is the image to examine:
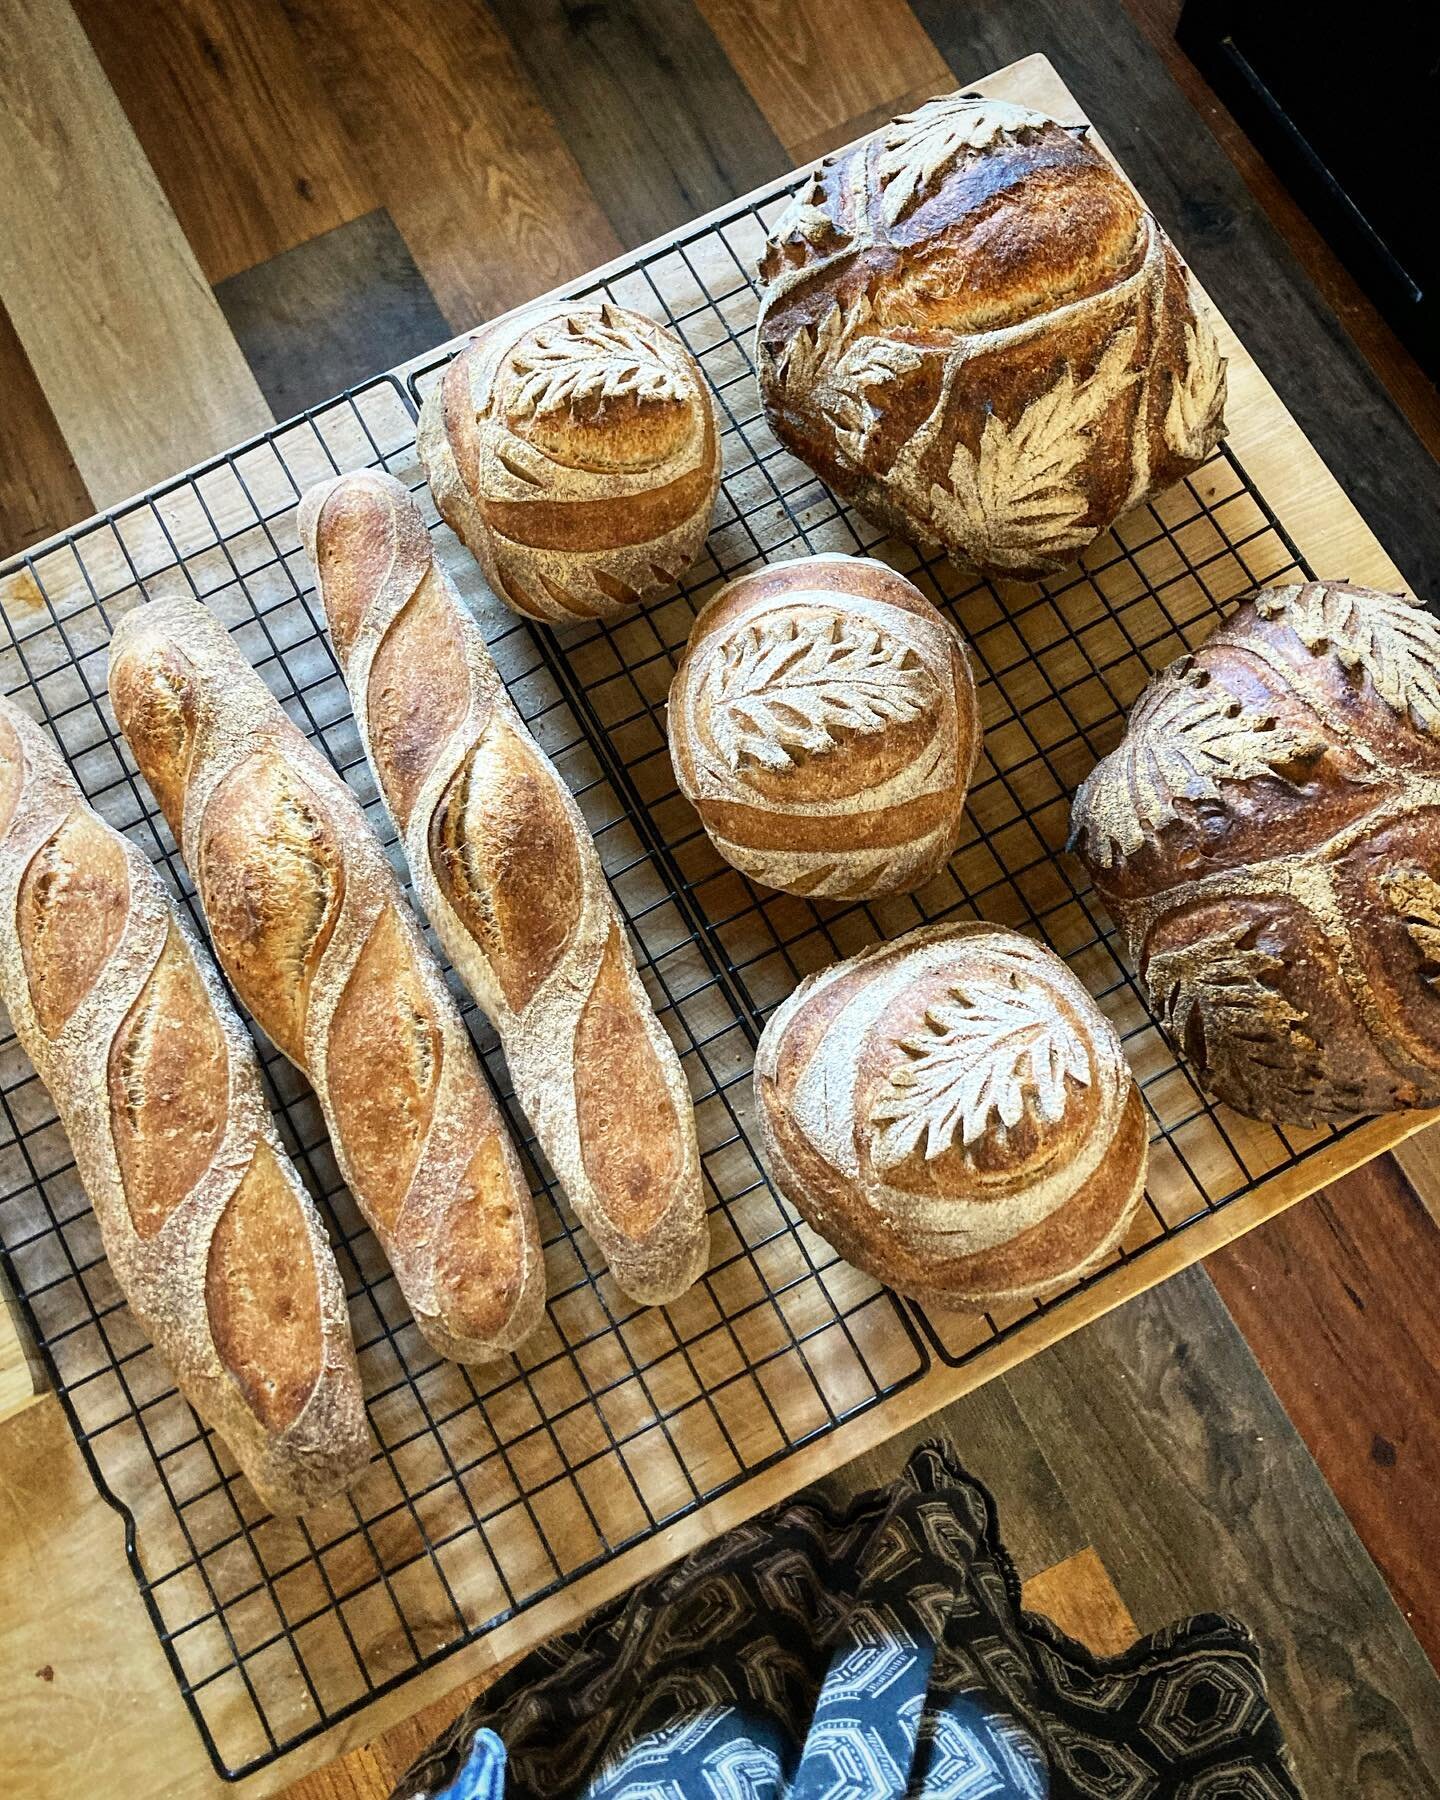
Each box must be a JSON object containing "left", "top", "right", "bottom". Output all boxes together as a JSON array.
[
  {"left": 418, "top": 299, "right": 721, "bottom": 624},
  {"left": 667, "top": 553, "right": 980, "bottom": 898},
  {"left": 755, "top": 92, "right": 1226, "bottom": 582},
  {"left": 1069, "top": 580, "right": 1440, "bottom": 1125},
  {"left": 753, "top": 922, "right": 1148, "bottom": 1310}
]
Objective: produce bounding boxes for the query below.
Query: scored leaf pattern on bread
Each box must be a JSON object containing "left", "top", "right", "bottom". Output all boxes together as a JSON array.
[
  {"left": 876, "top": 95, "right": 1050, "bottom": 228},
  {"left": 506, "top": 306, "right": 685, "bottom": 421},
  {"left": 924, "top": 326, "right": 1138, "bottom": 571},
  {"left": 1074, "top": 663, "right": 1325, "bottom": 865},
  {"left": 1383, "top": 867, "right": 1440, "bottom": 990},
  {"left": 707, "top": 613, "right": 932, "bottom": 774},
  {"left": 1256, "top": 584, "right": 1440, "bottom": 737},
  {"left": 1164, "top": 316, "right": 1228, "bottom": 462},
  {"left": 871, "top": 973, "right": 1091, "bottom": 1168}
]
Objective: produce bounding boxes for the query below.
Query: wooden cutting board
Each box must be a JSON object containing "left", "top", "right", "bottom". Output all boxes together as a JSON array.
[{"left": 0, "top": 52, "right": 1432, "bottom": 1800}]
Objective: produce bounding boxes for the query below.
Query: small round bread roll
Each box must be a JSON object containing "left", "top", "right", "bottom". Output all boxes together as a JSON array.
[
  {"left": 754, "top": 922, "right": 1148, "bottom": 1310},
  {"left": 418, "top": 299, "right": 721, "bottom": 624},
  {"left": 668, "top": 554, "right": 980, "bottom": 898}
]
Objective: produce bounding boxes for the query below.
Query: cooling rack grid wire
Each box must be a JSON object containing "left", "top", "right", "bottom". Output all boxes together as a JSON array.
[{"left": 0, "top": 181, "right": 1357, "bottom": 1780}]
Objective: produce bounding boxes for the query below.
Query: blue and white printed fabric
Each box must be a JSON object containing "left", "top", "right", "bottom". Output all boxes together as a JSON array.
[{"left": 395, "top": 1442, "right": 1297, "bottom": 1799}]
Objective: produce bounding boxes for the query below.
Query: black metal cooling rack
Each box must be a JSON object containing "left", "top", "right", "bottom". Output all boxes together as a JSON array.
[{"left": 0, "top": 180, "right": 1362, "bottom": 1780}]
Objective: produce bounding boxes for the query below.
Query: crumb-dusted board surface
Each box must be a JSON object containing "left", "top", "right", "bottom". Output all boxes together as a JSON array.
[{"left": 0, "top": 53, "right": 1433, "bottom": 1800}]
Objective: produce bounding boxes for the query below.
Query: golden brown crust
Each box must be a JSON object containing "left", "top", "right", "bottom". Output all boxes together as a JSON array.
[
  {"left": 1071, "top": 581, "right": 1440, "bottom": 1124},
  {"left": 430, "top": 719, "right": 583, "bottom": 1014},
  {"left": 206, "top": 1140, "right": 324, "bottom": 1433},
  {"left": 325, "top": 903, "right": 442, "bottom": 1233},
  {"left": 668, "top": 554, "right": 980, "bottom": 898},
  {"left": 298, "top": 469, "right": 707, "bottom": 1307},
  {"left": 367, "top": 569, "right": 470, "bottom": 832},
  {"left": 0, "top": 695, "right": 368, "bottom": 1513},
  {"left": 417, "top": 300, "right": 720, "bottom": 626},
  {"left": 573, "top": 926, "right": 683, "bottom": 1241},
  {"left": 108, "top": 923, "right": 228, "bottom": 1240},
  {"left": 109, "top": 595, "right": 546, "bottom": 1363},
  {"left": 198, "top": 749, "right": 343, "bottom": 1065},
  {"left": 19, "top": 811, "right": 129, "bottom": 1037},
  {"left": 753, "top": 921, "right": 1147, "bottom": 1310},
  {"left": 756, "top": 94, "right": 1226, "bottom": 581},
  {"left": 105, "top": 633, "right": 198, "bottom": 837}
]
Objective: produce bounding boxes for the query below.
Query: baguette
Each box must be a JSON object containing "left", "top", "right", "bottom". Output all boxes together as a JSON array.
[
  {"left": 297, "top": 471, "right": 708, "bottom": 1305},
  {"left": 108, "top": 597, "right": 546, "bottom": 1362},
  {"left": 0, "top": 697, "right": 368, "bottom": 1513}
]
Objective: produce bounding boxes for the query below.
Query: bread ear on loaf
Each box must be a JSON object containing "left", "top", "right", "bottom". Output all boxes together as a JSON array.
[
  {"left": 108, "top": 597, "right": 546, "bottom": 1363},
  {"left": 0, "top": 696, "right": 369, "bottom": 1513},
  {"left": 297, "top": 470, "right": 708, "bottom": 1307}
]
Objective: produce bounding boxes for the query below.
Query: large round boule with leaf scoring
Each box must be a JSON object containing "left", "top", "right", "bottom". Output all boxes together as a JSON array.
[
  {"left": 667, "top": 553, "right": 979, "bottom": 898},
  {"left": 753, "top": 921, "right": 1148, "bottom": 1310},
  {"left": 1070, "top": 581, "right": 1440, "bottom": 1124},
  {"left": 756, "top": 92, "right": 1226, "bottom": 581}
]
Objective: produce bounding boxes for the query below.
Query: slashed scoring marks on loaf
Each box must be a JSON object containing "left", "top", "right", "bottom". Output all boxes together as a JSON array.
[
  {"left": 922, "top": 323, "right": 1139, "bottom": 573},
  {"left": 871, "top": 971, "right": 1091, "bottom": 1169},
  {"left": 504, "top": 305, "right": 687, "bottom": 421},
  {"left": 434, "top": 1132, "right": 526, "bottom": 1345},
  {"left": 18, "top": 811, "right": 129, "bottom": 1037},
  {"left": 326, "top": 904, "right": 442, "bottom": 1233},
  {"left": 1257, "top": 584, "right": 1440, "bottom": 735},
  {"left": 200, "top": 749, "right": 344, "bottom": 1065},
  {"left": 1382, "top": 868, "right": 1440, "bottom": 989},
  {"left": 106, "top": 634, "right": 201, "bottom": 836},
  {"left": 1165, "top": 317, "right": 1227, "bottom": 462},
  {"left": 366, "top": 569, "right": 469, "bottom": 832},
  {"left": 430, "top": 717, "right": 583, "bottom": 1014},
  {"left": 1073, "top": 660, "right": 1325, "bottom": 866},
  {"left": 708, "top": 610, "right": 932, "bottom": 774},
  {"left": 108, "top": 923, "right": 228, "bottom": 1239},
  {"left": 205, "top": 1140, "right": 322, "bottom": 1433},
  {"left": 875, "top": 96, "right": 1049, "bottom": 228},
  {"left": 573, "top": 925, "right": 681, "bottom": 1240}
]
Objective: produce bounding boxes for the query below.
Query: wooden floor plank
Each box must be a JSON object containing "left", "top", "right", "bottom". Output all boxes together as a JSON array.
[
  {"left": 485, "top": 0, "right": 788, "bottom": 247},
  {"left": 1022, "top": 1546, "right": 1139, "bottom": 1657},
  {"left": 0, "top": 0, "right": 271, "bottom": 506},
  {"left": 283, "top": 0, "right": 621, "bottom": 333},
  {"left": 1207, "top": 1158, "right": 1440, "bottom": 1669},
  {"left": 1002, "top": 1269, "right": 1440, "bottom": 1797},
  {"left": 215, "top": 210, "right": 451, "bottom": 418},
  {"left": 692, "top": 0, "right": 949, "bottom": 162},
  {"left": 0, "top": 300, "right": 90, "bottom": 560},
  {"left": 72, "top": 0, "right": 374, "bottom": 283},
  {"left": 1393, "top": 1130, "right": 1440, "bottom": 1228}
]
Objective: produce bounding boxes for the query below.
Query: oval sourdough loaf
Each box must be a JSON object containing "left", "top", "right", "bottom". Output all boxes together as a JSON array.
[
  {"left": 297, "top": 470, "right": 708, "bottom": 1307},
  {"left": 753, "top": 921, "right": 1148, "bottom": 1310},
  {"left": 108, "top": 598, "right": 546, "bottom": 1364},
  {"left": 0, "top": 696, "right": 369, "bottom": 1513},
  {"left": 1070, "top": 580, "right": 1440, "bottom": 1124},
  {"left": 755, "top": 92, "right": 1226, "bottom": 581},
  {"left": 418, "top": 299, "right": 720, "bottom": 624},
  {"left": 668, "top": 553, "right": 980, "bottom": 898}
]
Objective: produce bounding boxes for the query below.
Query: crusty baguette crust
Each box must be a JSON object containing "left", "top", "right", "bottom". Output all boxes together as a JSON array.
[
  {"left": 297, "top": 471, "right": 708, "bottom": 1306},
  {"left": 0, "top": 698, "right": 369, "bottom": 1513},
  {"left": 107, "top": 597, "right": 546, "bottom": 1362}
]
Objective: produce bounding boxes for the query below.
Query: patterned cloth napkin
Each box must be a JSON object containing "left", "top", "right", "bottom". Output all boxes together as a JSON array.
[{"left": 394, "top": 1440, "right": 1297, "bottom": 1798}]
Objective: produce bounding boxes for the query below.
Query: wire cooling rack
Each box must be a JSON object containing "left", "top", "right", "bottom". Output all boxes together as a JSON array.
[{"left": 0, "top": 180, "right": 1359, "bottom": 1780}]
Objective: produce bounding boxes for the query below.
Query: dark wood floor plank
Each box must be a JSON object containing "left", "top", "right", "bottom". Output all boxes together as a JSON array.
[
  {"left": 0, "top": 300, "right": 91, "bottom": 562},
  {"left": 282, "top": 0, "right": 621, "bottom": 332},
  {"left": 1123, "top": 0, "right": 1440, "bottom": 469},
  {"left": 72, "top": 0, "right": 374, "bottom": 284},
  {"left": 907, "top": 0, "right": 1440, "bottom": 597},
  {"left": 215, "top": 210, "right": 451, "bottom": 420},
  {"left": 485, "top": 0, "right": 789, "bottom": 247},
  {"left": 692, "top": 0, "right": 948, "bottom": 161},
  {"left": 1002, "top": 1270, "right": 1440, "bottom": 1797},
  {"left": 1207, "top": 1158, "right": 1440, "bottom": 1669}
]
